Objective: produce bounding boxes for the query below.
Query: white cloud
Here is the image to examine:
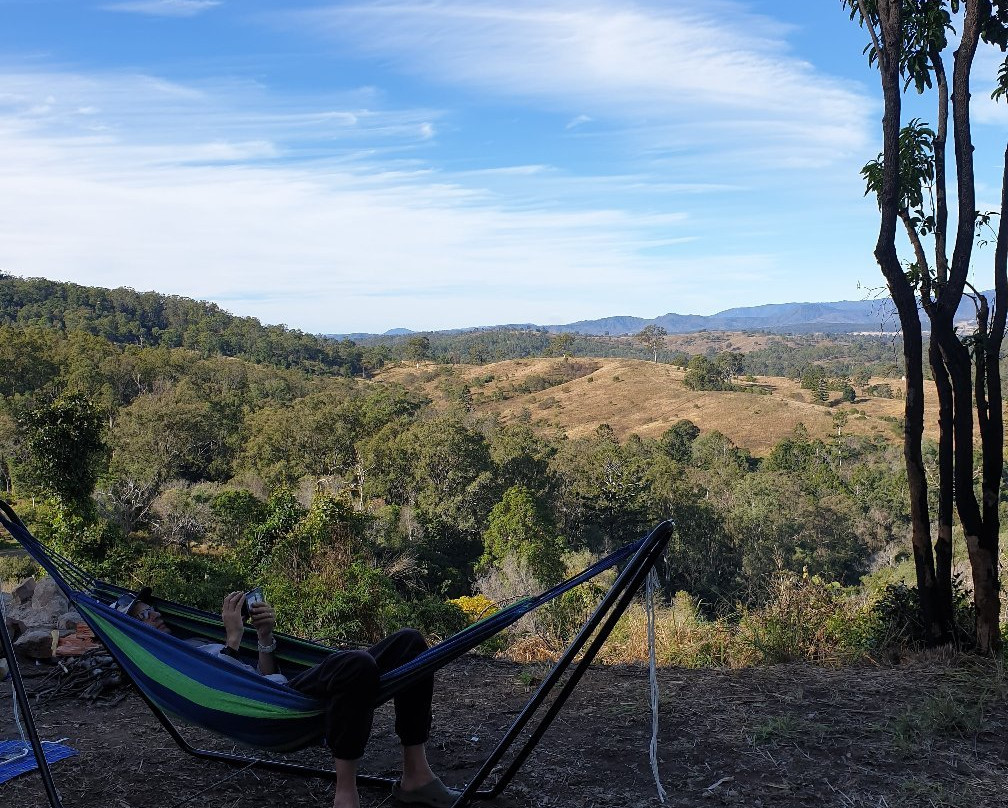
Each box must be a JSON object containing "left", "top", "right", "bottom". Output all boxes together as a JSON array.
[
  {"left": 0, "top": 69, "right": 441, "bottom": 163},
  {"left": 101, "top": 0, "right": 221, "bottom": 17},
  {"left": 0, "top": 69, "right": 712, "bottom": 332},
  {"left": 0, "top": 0, "right": 881, "bottom": 333},
  {"left": 969, "top": 45, "right": 1008, "bottom": 125},
  {"left": 289, "top": 0, "right": 874, "bottom": 168}
]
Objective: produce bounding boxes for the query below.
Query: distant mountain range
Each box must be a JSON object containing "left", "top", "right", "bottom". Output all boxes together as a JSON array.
[
  {"left": 341, "top": 293, "right": 989, "bottom": 339},
  {"left": 548, "top": 299, "right": 899, "bottom": 336}
]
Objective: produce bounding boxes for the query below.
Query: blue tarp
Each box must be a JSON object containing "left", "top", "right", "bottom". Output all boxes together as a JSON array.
[{"left": 0, "top": 740, "right": 77, "bottom": 785}]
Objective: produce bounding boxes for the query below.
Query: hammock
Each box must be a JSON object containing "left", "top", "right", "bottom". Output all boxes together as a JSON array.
[{"left": 0, "top": 501, "right": 671, "bottom": 807}]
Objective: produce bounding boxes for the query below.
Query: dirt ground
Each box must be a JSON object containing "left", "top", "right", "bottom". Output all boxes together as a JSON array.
[{"left": 2, "top": 654, "right": 1006, "bottom": 808}]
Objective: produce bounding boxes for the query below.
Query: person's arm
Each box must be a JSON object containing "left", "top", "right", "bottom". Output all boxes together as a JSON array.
[
  {"left": 249, "top": 600, "right": 278, "bottom": 675},
  {"left": 220, "top": 591, "right": 246, "bottom": 656}
]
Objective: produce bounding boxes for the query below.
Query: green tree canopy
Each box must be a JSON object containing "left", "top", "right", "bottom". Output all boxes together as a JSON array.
[
  {"left": 635, "top": 324, "right": 668, "bottom": 362},
  {"left": 683, "top": 355, "right": 729, "bottom": 391},
  {"left": 480, "top": 484, "right": 564, "bottom": 587},
  {"left": 18, "top": 393, "right": 106, "bottom": 512}
]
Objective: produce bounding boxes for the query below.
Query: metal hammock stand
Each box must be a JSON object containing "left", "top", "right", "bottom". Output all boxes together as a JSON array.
[{"left": 1, "top": 510, "right": 671, "bottom": 808}]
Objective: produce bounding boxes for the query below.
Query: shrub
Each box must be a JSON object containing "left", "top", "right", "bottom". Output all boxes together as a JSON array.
[
  {"left": 477, "top": 549, "right": 613, "bottom": 657},
  {"left": 737, "top": 572, "right": 870, "bottom": 665},
  {"left": 866, "top": 578, "right": 976, "bottom": 653},
  {"left": 401, "top": 596, "right": 468, "bottom": 641},
  {"left": 448, "top": 593, "right": 510, "bottom": 655},
  {"left": 599, "top": 592, "right": 739, "bottom": 668},
  {"left": 132, "top": 548, "right": 246, "bottom": 612},
  {"left": 210, "top": 489, "right": 267, "bottom": 546},
  {"left": 34, "top": 502, "right": 140, "bottom": 581},
  {"left": 537, "top": 585, "right": 607, "bottom": 652},
  {"left": 866, "top": 383, "right": 895, "bottom": 398},
  {"left": 0, "top": 554, "right": 40, "bottom": 586},
  {"left": 450, "top": 593, "right": 498, "bottom": 623},
  {"left": 249, "top": 491, "right": 428, "bottom": 642},
  {"left": 267, "top": 556, "right": 408, "bottom": 643}
]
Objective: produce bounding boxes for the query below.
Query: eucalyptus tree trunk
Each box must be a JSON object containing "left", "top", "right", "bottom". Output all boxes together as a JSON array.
[
  {"left": 872, "top": 0, "right": 943, "bottom": 641},
  {"left": 967, "top": 153, "right": 1008, "bottom": 654},
  {"left": 929, "top": 4, "right": 1002, "bottom": 654},
  {"left": 854, "top": 0, "right": 1006, "bottom": 654},
  {"left": 929, "top": 339, "right": 955, "bottom": 634},
  {"left": 926, "top": 37, "right": 955, "bottom": 641}
]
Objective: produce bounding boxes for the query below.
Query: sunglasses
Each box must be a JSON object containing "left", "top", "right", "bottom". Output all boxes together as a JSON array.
[{"left": 135, "top": 606, "right": 158, "bottom": 621}]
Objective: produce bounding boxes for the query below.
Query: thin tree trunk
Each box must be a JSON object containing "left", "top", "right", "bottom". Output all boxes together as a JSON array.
[
  {"left": 929, "top": 42, "right": 949, "bottom": 288},
  {"left": 874, "top": 0, "right": 942, "bottom": 640},
  {"left": 937, "top": 2, "right": 1002, "bottom": 655},
  {"left": 970, "top": 145, "right": 1008, "bottom": 655},
  {"left": 929, "top": 338, "right": 954, "bottom": 640}
]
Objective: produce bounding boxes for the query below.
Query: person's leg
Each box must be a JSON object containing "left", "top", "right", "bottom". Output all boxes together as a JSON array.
[
  {"left": 366, "top": 629, "right": 455, "bottom": 796},
  {"left": 366, "top": 629, "right": 433, "bottom": 751},
  {"left": 400, "top": 742, "right": 436, "bottom": 791},
  {"left": 330, "top": 758, "right": 360, "bottom": 808},
  {"left": 288, "top": 649, "right": 380, "bottom": 803}
]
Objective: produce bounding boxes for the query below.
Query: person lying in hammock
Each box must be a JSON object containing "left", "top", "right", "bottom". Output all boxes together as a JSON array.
[{"left": 114, "top": 589, "right": 460, "bottom": 808}]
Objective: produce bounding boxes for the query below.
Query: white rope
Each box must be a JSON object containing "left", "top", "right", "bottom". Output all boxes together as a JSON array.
[
  {"left": 645, "top": 567, "right": 666, "bottom": 802},
  {"left": 0, "top": 590, "right": 30, "bottom": 763}
]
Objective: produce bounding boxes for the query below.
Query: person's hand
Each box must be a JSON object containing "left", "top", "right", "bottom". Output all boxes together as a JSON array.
[
  {"left": 221, "top": 591, "right": 246, "bottom": 649},
  {"left": 249, "top": 600, "right": 276, "bottom": 643}
]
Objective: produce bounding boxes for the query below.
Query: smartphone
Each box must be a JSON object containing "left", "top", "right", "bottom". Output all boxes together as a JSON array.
[{"left": 241, "top": 586, "right": 264, "bottom": 619}]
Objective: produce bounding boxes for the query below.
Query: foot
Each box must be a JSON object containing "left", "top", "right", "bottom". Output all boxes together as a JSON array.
[
  {"left": 392, "top": 776, "right": 461, "bottom": 807},
  {"left": 398, "top": 773, "right": 436, "bottom": 792},
  {"left": 331, "top": 786, "right": 360, "bottom": 808}
]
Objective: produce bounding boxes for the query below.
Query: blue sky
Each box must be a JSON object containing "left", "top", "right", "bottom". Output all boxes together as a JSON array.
[{"left": 1, "top": 1, "right": 1005, "bottom": 333}]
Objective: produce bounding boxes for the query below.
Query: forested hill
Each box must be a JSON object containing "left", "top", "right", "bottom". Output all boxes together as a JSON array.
[
  {"left": 0, "top": 271, "right": 952, "bottom": 663},
  {"left": 0, "top": 273, "right": 363, "bottom": 376}
]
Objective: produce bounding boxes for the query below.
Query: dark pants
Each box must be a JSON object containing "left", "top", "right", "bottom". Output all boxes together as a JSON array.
[{"left": 287, "top": 628, "right": 433, "bottom": 760}]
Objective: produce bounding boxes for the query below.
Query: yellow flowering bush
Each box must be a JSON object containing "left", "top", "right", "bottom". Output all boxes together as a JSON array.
[{"left": 450, "top": 593, "right": 498, "bottom": 624}]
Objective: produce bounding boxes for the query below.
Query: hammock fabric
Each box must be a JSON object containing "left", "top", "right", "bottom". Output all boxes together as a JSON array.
[{"left": 0, "top": 501, "right": 664, "bottom": 753}]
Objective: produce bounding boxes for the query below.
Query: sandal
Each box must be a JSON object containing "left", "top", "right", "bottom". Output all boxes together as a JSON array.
[{"left": 392, "top": 776, "right": 461, "bottom": 807}]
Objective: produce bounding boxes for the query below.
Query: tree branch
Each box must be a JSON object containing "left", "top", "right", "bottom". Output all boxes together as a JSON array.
[
  {"left": 856, "top": 0, "right": 884, "bottom": 56},
  {"left": 930, "top": 42, "right": 949, "bottom": 287}
]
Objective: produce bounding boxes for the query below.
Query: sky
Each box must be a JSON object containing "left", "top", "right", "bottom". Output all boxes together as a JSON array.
[{"left": 1, "top": 1, "right": 1006, "bottom": 334}]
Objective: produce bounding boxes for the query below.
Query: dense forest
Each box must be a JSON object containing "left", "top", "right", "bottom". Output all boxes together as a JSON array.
[
  {"left": 0, "top": 273, "right": 368, "bottom": 376},
  {"left": 0, "top": 276, "right": 1002, "bottom": 661}
]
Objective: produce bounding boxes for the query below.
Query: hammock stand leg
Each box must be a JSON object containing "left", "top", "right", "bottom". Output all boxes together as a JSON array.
[
  {"left": 0, "top": 611, "right": 65, "bottom": 808},
  {"left": 129, "top": 683, "right": 405, "bottom": 787},
  {"left": 452, "top": 522, "right": 671, "bottom": 808}
]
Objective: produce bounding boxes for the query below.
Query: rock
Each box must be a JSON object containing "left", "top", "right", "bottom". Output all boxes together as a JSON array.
[
  {"left": 14, "top": 628, "right": 57, "bottom": 659},
  {"left": 31, "top": 576, "right": 68, "bottom": 617},
  {"left": 1, "top": 591, "right": 10, "bottom": 613},
  {"left": 12, "top": 577, "right": 35, "bottom": 605},
  {"left": 13, "top": 606, "right": 60, "bottom": 629},
  {"left": 4, "top": 616, "right": 26, "bottom": 642},
  {"left": 57, "top": 610, "right": 83, "bottom": 631},
  {"left": 0, "top": 658, "right": 7, "bottom": 679}
]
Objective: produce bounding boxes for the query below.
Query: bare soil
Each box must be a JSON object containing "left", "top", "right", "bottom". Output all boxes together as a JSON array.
[{"left": 3, "top": 654, "right": 1006, "bottom": 808}]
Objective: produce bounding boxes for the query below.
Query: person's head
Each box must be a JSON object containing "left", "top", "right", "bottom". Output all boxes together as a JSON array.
[{"left": 113, "top": 589, "right": 171, "bottom": 634}]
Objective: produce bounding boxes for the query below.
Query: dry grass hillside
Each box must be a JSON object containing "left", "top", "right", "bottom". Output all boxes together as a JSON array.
[{"left": 377, "top": 357, "right": 930, "bottom": 455}]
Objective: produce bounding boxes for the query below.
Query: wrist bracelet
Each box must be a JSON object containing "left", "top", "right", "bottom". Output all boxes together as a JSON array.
[{"left": 257, "top": 639, "right": 277, "bottom": 654}]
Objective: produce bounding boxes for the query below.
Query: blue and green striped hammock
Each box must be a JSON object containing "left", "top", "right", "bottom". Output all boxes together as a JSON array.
[{"left": 0, "top": 500, "right": 671, "bottom": 806}]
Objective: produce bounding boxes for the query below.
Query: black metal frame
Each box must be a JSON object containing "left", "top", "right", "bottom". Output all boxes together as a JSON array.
[
  {"left": 453, "top": 521, "right": 670, "bottom": 806},
  {"left": 1, "top": 606, "right": 65, "bottom": 808},
  {"left": 4, "top": 521, "right": 671, "bottom": 808}
]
